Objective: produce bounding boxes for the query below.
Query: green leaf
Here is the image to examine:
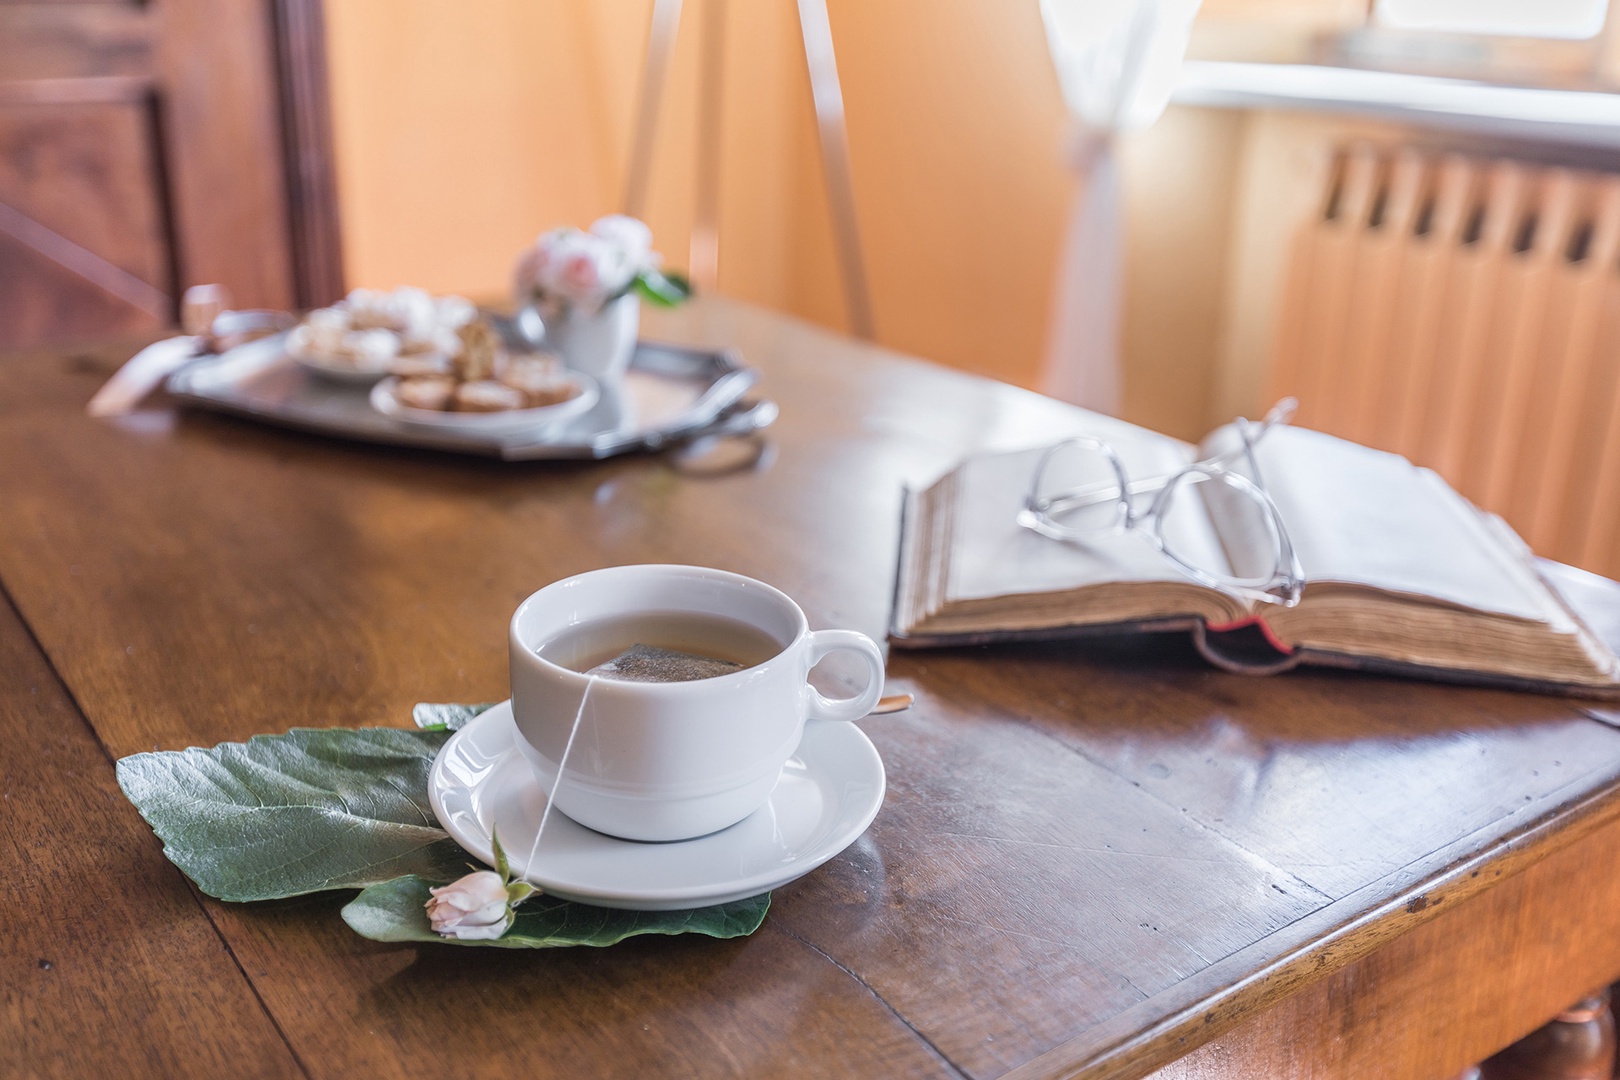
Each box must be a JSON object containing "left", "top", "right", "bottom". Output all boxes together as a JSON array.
[
  {"left": 491, "top": 828, "right": 513, "bottom": 880},
  {"left": 633, "top": 268, "right": 692, "bottom": 307},
  {"left": 116, "top": 727, "right": 471, "bottom": 902},
  {"left": 117, "top": 708, "right": 777, "bottom": 951},
  {"left": 412, "top": 701, "right": 499, "bottom": 732},
  {"left": 342, "top": 876, "right": 771, "bottom": 949}
]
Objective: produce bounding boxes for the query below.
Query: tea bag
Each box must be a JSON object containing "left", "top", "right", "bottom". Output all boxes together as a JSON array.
[{"left": 586, "top": 644, "right": 743, "bottom": 683}]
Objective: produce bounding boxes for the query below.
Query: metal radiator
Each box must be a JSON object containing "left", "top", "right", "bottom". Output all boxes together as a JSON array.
[{"left": 1270, "top": 144, "right": 1620, "bottom": 576}]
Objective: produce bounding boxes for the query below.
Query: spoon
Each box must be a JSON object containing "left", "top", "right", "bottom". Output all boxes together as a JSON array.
[
  {"left": 668, "top": 399, "right": 780, "bottom": 476},
  {"left": 515, "top": 305, "right": 547, "bottom": 349}
]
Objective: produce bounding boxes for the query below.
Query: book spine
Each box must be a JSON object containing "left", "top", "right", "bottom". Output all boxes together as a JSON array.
[{"left": 1190, "top": 618, "right": 1304, "bottom": 675}]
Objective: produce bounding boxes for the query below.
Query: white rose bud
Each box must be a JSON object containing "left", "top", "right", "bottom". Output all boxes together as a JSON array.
[
  {"left": 590, "top": 215, "right": 653, "bottom": 261},
  {"left": 425, "top": 870, "right": 513, "bottom": 941}
]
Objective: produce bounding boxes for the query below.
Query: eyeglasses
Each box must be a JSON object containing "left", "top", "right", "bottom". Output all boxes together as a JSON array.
[{"left": 1017, "top": 399, "right": 1304, "bottom": 607}]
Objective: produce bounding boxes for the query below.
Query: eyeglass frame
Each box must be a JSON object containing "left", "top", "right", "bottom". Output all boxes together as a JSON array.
[{"left": 1016, "top": 398, "right": 1305, "bottom": 607}]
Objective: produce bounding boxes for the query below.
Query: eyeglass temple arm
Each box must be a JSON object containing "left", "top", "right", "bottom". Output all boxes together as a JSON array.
[
  {"left": 1035, "top": 398, "right": 1300, "bottom": 513},
  {"left": 1038, "top": 474, "right": 1174, "bottom": 512}
]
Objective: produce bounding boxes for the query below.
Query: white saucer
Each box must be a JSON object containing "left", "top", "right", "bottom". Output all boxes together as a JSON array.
[{"left": 427, "top": 701, "right": 885, "bottom": 911}]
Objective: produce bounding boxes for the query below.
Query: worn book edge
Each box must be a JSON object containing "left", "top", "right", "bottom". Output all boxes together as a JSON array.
[{"left": 888, "top": 487, "right": 1620, "bottom": 701}]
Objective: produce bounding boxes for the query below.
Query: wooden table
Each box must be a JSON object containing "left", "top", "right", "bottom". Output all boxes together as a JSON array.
[{"left": 7, "top": 299, "right": 1620, "bottom": 1080}]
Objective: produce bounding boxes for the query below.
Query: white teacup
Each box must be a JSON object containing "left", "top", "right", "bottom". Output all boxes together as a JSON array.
[{"left": 508, "top": 564, "right": 886, "bottom": 842}]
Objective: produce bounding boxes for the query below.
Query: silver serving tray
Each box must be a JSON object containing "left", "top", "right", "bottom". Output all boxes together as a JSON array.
[{"left": 165, "top": 334, "right": 767, "bottom": 460}]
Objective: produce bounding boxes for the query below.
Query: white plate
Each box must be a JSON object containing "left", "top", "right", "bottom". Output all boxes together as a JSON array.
[
  {"left": 371, "top": 372, "right": 599, "bottom": 436},
  {"left": 296, "top": 361, "right": 390, "bottom": 386},
  {"left": 293, "top": 355, "right": 395, "bottom": 385},
  {"left": 428, "top": 701, "right": 885, "bottom": 910},
  {"left": 286, "top": 337, "right": 399, "bottom": 385}
]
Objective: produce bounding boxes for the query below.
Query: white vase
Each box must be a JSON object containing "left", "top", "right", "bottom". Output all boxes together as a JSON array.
[{"left": 545, "top": 294, "right": 639, "bottom": 385}]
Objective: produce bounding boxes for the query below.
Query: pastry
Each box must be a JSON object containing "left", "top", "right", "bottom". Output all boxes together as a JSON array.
[
  {"left": 453, "top": 380, "right": 527, "bottom": 413},
  {"left": 452, "top": 321, "right": 502, "bottom": 383},
  {"left": 498, "top": 353, "right": 574, "bottom": 407},
  {"left": 391, "top": 353, "right": 452, "bottom": 379},
  {"left": 395, "top": 375, "right": 456, "bottom": 412},
  {"left": 291, "top": 287, "right": 473, "bottom": 375}
]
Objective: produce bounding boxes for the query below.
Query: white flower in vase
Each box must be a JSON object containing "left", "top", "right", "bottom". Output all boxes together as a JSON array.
[{"left": 512, "top": 216, "right": 690, "bottom": 385}]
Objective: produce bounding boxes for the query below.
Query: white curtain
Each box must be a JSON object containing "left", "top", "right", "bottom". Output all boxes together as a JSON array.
[{"left": 1040, "top": 0, "right": 1201, "bottom": 414}]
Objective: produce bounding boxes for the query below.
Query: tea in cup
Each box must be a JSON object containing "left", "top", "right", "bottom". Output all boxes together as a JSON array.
[{"left": 508, "top": 564, "right": 886, "bottom": 841}]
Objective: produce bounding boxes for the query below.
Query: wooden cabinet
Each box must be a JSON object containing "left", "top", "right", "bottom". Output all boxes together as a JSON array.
[{"left": 0, "top": 0, "right": 341, "bottom": 348}]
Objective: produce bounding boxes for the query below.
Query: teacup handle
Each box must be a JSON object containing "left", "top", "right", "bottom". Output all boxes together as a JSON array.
[{"left": 804, "top": 630, "right": 886, "bottom": 722}]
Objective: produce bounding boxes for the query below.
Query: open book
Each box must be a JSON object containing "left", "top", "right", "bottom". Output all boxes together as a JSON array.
[{"left": 891, "top": 416, "right": 1620, "bottom": 697}]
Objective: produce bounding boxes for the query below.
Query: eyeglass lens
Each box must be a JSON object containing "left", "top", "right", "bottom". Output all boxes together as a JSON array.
[
  {"left": 1026, "top": 440, "right": 1130, "bottom": 539},
  {"left": 1156, "top": 468, "right": 1286, "bottom": 590}
]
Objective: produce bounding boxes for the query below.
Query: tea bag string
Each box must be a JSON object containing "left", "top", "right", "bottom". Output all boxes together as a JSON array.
[{"left": 521, "top": 674, "right": 593, "bottom": 884}]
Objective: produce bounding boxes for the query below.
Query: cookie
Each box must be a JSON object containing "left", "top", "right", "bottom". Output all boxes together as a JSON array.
[
  {"left": 498, "top": 354, "right": 573, "bottom": 407},
  {"left": 452, "top": 321, "right": 502, "bottom": 382},
  {"left": 454, "top": 380, "right": 527, "bottom": 413},
  {"left": 396, "top": 375, "right": 456, "bottom": 411}
]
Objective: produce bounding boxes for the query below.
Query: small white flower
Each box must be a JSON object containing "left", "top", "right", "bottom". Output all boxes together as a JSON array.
[
  {"left": 555, "top": 246, "right": 608, "bottom": 306},
  {"left": 514, "top": 216, "right": 662, "bottom": 312},
  {"left": 425, "top": 870, "right": 512, "bottom": 941},
  {"left": 590, "top": 215, "right": 653, "bottom": 262},
  {"left": 423, "top": 831, "right": 537, "bottom": 942}
]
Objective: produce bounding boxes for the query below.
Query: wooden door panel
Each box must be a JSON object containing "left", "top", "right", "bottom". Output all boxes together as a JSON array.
[
  {"left": 0, "top": 0, "right": 339, "bottom": 349},
  {"left": 156, "top": 0, "right": 295, "bottom": 310},
  {"left": 0, "top": 101, "right": 171, "bottom": 289},
  {"left": 0, "top": 0, "right": 138, "bottom": 7},
  {"left": 0, "top": 96, "right": 173, "bottom": 346},
  {"left": 0, "top": 234, "right": 161, "bottom": 346},
  {"left": 0, "top": 6, "right": 152, "bottom": 82}
]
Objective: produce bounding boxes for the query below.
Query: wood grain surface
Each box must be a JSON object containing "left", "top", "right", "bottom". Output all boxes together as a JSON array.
[
  {"left": 0, "top": 590, "right": 300, "bottom": 1078},
  {"left": 5, "top": 298, "right": 1620, "bottom": 1078},
  {"left": 1147, "top": 800, "right": 1620, "bottom": 1080}
]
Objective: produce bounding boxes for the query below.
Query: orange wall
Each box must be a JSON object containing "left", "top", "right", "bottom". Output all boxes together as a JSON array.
[
  {"left": 324, "top": 3, "right": 1427, "bottom": 443},
  {"left": 830, "top": 1, "right": 1072, "bottom": 387},
  {"left": 325, "top": 0, "right": 1076, "bottom": 393},
  {"left": 325, "top": 1, "right": 629, "bottom": 302}
]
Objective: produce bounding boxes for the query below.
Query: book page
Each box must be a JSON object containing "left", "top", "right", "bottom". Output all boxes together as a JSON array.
[
  {"left": 947, "top": 431, "right": 1230, "bottom": 604},
  {"left": 1200, "top": 424, "right": 1562, "bottom": 625}
]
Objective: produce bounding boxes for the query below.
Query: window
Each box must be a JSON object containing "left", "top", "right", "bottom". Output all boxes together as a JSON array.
[{"left": 1374, "top": 0, "right": 1609, "bottom": 41}]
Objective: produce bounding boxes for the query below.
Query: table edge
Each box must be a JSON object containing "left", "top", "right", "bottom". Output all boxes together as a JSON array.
[{"left": 1000, "top": 751, "right": 1620, "bottom": 1080}]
